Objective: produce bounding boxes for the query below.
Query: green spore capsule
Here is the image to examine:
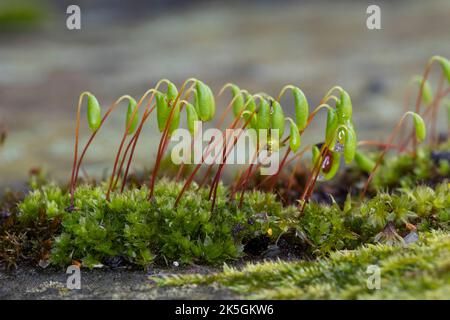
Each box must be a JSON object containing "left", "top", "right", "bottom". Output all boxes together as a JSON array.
[
  {"left": 186, "top": 102, "right": 199, "bottom": 135},
  {"left": 343, "top": 126, "right": 357, "bottom": 164},
  {"left": 87, "top": 93, "right": 101, "bottom": 131},
  {"left": 288, "top": 120, "right": 301, "bottom": 152},
  {"left": 156, "top": 92, "right": 170, "bottom": 132},
  {"left": 230, "top": 84, "right": 245, "bottom": 117},
  {"left": 257, "top": 98, "right": 271, "bottom": 130},
  {"left": 412, "top": 112, "right": 426, "bottom": 142},
  {"left": 412, "top": 76, "right": 433, "bottom": 106},
  {"left": 293, "top": 88, "right": 309, "bottom": 131},
  {"left": 435, "top": 56, "right": 450, "bottom": 84},
  {"left": 322, "top": 150, "right": 340, "bottom": 180},
  {"left": 125, "top": 97, "right": 139, "bottom": 135},
  {"left": 446, "top": 100, "right": 450, "bottom": 126},
  {"left": 325, "top": 109, "right": 338, "bottom": 149},
  {"left": 336, "top": 90, "right": 352, "bottom": 123},
  {"left": 271, "top": 101, "right": 285, "bottom": 138},
  {"left": 243, "top": 95, "right": 258, "bottom": 128},
  {"left": 354, "top": 151, "right": 375, "bottom": 173},
  {"left": 195, "top": 81, "right": 215, "bottom": 121},
  {"left": 167, "top": 102, "right": 181, "bottom": 136},
  {"left": 312, "top": 145, "right": 320, "bottom": 166},
  {"left": 166, "top": 81, "right": 179, "bottom": 102}
]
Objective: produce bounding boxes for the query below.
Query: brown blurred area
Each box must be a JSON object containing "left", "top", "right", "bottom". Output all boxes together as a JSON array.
[{"left": 0, "top": 0, "right": 449, "bottom": 188}]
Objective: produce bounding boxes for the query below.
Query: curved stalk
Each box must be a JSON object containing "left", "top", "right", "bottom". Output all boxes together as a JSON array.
[
  {"left": 299, "top": 124, "right": 350, "bottom": 214},
  {"left": 174, "top": 106, "right": 252, "bottom": 208},
  {"left": 286, "top": 145, "right": 311, "bottom": 190},
  {"left": 177, "top": 92, "right": 245, "bottom": 184},
  {"left": 209, "top": 113, "right": 255, "bottom": 212},
  {"left": 70, "top": 93, "right": 132, "bottom": 205},
  {"left": 361, "top": 112, "right": 423, "bottom": 198},
  {"left": 105, "top": 89, "right": 160, "bottom": 199},
  {"left": 120, "top": 105, "right": 156, "bottom": 192}
]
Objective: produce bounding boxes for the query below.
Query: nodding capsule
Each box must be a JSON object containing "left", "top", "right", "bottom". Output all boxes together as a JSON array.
[{"left": 321, "top": 148, "right": 334, "bottom": 173}]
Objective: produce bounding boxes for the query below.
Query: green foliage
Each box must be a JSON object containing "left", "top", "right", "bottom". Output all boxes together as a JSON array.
[
  {"left": 0, "top": 186, "right": 61, "bottom": 270},
  {"left": 370, "top": 147, "right": 445, "bottom": 190},
  {"left": 293, "top": 181, "right": 448, "bottom": 253},
  {"left": 157, "top": 231, "right": 450, "bottom": 300},
  {"left": 3, "top": 178, "right": 449, "bottom": 270},
  {"left": 296, "top": 201, "right": 357, "bottom": 254},
  {"left": 16, "top": 180, "right": 289, "bottom": 268},
  {"left": 0, "top": 1, "right": 47, "bottom": 30}
]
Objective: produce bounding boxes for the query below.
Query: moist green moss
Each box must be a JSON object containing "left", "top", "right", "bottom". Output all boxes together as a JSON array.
[
  {"left": 156, "top": 231, "right": 450, "bottom": 299},
  {"left": 361, "top": 146, "right": 449, "bottom": 191},
  {"left": 2, "top": 179, "right": 449, "bottom": 270},
  {"left": 16, "top": 179, "right": 290, "bottom": 268}
]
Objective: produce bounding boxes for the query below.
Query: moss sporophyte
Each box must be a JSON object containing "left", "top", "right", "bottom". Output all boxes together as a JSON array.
[{"left": 1, "top": 56, "right": 449, "bottom": 271}]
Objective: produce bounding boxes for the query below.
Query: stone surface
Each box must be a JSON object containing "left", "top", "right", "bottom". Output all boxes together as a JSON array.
[{"left": 0, "top": 265, "right": 236, "bottom": 300}]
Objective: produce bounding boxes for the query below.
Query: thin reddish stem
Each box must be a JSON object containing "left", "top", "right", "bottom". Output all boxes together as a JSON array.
[
  {"left": 361, "top": 112, "right": 415, "bottom": 198},
  {"left": 70, "top": 94, "right": 131, "bottom": 205}
]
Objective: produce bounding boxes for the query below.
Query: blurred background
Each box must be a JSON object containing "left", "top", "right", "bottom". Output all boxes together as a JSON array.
[{"left": 0, "top": 0, "right": 449, "bottom": 188}]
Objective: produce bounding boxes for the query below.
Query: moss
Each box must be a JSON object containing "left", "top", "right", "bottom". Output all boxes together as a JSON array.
[
  {"left": 0, "top": 0, "right": 48, "bottom": 31},
  {"left": 12, "top": 179, "right": 290, "bottom": 268},
  {"left": 1, "top": 177, "right": 447, "bottom": 270},
  {"left": 157, "top": 231, "right": 450, "bottom": 299},
  {"left": 364, "top": 146, "right": 449, "bottom": 191}
]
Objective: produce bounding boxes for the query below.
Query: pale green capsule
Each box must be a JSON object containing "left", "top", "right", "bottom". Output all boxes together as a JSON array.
[
  {"left": 325, "top": 109, "right": 338, "bottom": 149},
  {"left": 195, "top": 81, "right": 215, "bottom": 121},
  {"left": 354, "top": 151, "right": 375, "bottom": 173},
  {"left": 186, "top": 103, "right": 199, "bottom": 135},
  {"left": 322, "top": 151, "right": 340, "bottom": 180},
  {"left": 271, "top": 101, "right": 285, "bottom": 138},
  {"left": 446, "top": 100, "right": 450, "bottom": 127},
  {"left": 230, "top": 84, "right": 245, "bottom": 117},
  {"left": 343, "top": 126, "right": 356, "bottom": 164},
  {"left": 412, "top": 76, "right": 433, "bottom": 106},
  {"left": 167, "top": 102, "right": 181, "bottom": 136},
  {"left": 412, "top": 112, "right": 426, "bottom": 142},
  {"left": 87, "top": 93, "right": 101, "bottom": 131},
  {"left": 435, "top": 56, "right": 450, "bottom": 84},
  {"left": 292, "top": 88, "right": 309, "bottom": 131},
  {"left": 257, "top": 99, "right": 271, "bottom": 130},
  {"left": 336, "top": 90, "right": 352, "bottom": 123},
  {"left": 125, "top": 97, "right": 139, "bottom": 135},
  {"left": 311, "top": 145, "right": 320, "bottom": 166},
  {"left": 243, "top": 95, "right": 258, "bottom": 128},
  {"left": 166, "top": 81, "right": 179, "bottom": 102},
  {"left": 288, "top": 120, "right": 301, "bottom": 152},
  {"left": 245, "top": 94, "right": 256, "bottom": 112},
  {"left": 156, "top": 91, "right": 169, "bottom": 132}
]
